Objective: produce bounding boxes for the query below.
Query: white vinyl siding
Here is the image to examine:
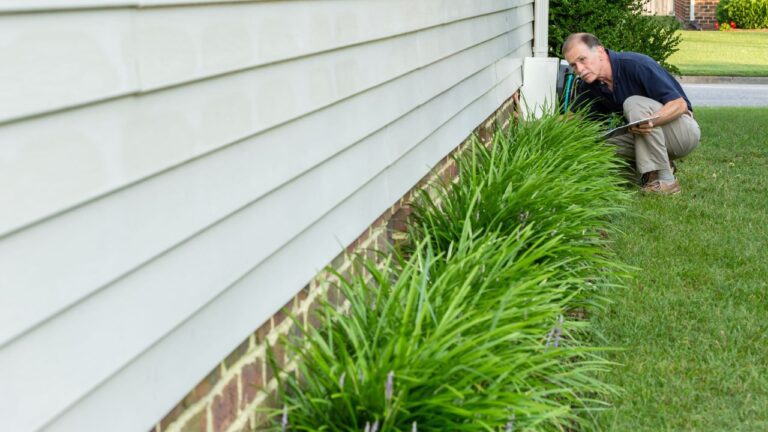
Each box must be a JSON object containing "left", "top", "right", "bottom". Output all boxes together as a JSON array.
[{"left": 0, "top": 1, "right": 533, "bottom": 431}]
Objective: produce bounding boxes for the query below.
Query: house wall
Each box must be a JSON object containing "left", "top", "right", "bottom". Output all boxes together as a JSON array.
[
  {"left": 643, "top": 0, "right": 674, "bottom": 16},
  {"left": 674, "top": 0, "right": 692, "bottom": 22},
  {"left": 674, "top": 0, "right": 721, "bottom": 28},
  {"left": 0, "top": 1, "right": 533, "bottom": 431},
  {"left": 695, "top": 0, "right": 721, "bottom": 28}
]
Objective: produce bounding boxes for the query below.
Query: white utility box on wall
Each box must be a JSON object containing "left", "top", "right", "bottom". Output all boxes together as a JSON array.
[{"left": 519, "top": 56, "right": 560, "bottom": 119}]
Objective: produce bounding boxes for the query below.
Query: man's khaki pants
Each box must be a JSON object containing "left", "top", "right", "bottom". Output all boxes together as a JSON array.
[{"left": 608, "top": 95, "right": 700, "bottom": 178}]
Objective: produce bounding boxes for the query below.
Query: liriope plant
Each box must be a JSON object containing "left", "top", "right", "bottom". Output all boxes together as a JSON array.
[
  {"left": 408, "top": 114, "right": 632, "bottom": 308},
  {"left": 410, "top": 115, "right": 629, "bottom": 256},
  {"left": 261, "top": 113, "right": 632, "bottom": 431},
  {"left": 264, "top": 231, "right": 618, "bottom": 431}
]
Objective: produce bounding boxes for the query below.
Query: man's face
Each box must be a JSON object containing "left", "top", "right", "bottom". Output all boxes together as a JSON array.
[{"left": 564, "top": 42, "right": 605, "bottom": 84}]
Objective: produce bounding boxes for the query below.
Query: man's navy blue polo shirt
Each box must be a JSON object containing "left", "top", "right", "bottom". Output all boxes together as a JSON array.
[{"left": 573, "top": 49, "right": 692, "bottom": 117}]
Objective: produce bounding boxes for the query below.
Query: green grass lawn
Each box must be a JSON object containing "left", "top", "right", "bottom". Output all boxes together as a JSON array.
[
  {"left": 668, "top": 31, "right": 768, "bottom": 76},
  {"left": 595, "top": 107, "right": 768, "bottom": 431}
]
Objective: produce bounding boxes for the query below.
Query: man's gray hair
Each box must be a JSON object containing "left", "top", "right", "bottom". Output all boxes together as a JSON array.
[{"left": 561, "top": 33, "right": 604, "bottom": 56}]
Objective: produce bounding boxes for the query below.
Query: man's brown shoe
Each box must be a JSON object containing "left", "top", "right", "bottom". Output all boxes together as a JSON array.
[{"left": 641, "top": 179, "right": 681, "bottom": 195}]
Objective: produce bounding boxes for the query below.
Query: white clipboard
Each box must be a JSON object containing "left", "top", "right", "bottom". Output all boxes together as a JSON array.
[{"left": 602, "top": 116, "right": 660, "bottom": 139}]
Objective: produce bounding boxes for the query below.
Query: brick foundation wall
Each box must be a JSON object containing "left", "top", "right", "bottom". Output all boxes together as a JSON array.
[
  {"left": 674, "top": 0, "right": 691, "bottom": 23},
  {"left": 674, "top": 0, "right": 721, "bottom": 29},
  {"left": 695, "top": 0, "right": 720, "bottom": 29},
  {"left": 152, "top": 92, "right": 519, "bottom": 432}
]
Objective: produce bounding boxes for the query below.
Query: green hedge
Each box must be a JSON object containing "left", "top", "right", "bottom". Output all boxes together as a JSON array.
[
  {"left": 549, "top": 0, "right": 682, "bottom": 74},
  {"left": 717, "top": 0, "right": 768, "bottom": 29},
  {"left": 262, "top": 114, "right": 631, "bottom": 431}
]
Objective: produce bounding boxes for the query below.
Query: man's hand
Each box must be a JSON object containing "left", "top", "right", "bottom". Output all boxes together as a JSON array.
[
  {"left": 629, "top": 97, "right": 688, "bottom": 135},
  {"left": 629, "top": 120, "right": 654, "bottom": 135}
]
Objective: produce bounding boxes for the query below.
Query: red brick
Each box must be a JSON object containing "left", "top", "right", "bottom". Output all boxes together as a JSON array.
[
  {"left": 212, "top": 377, "right": 239, "bottom": 432},
  {"left": 345, "top": 234, "right": 366, "bottom": 255},
  {"left": 371, "top": 234, "right": 391, "bottom": 259},
  {"left": 254, "top": 319, "right": 272, "bottom": 344},
  {"left": 160, "top": 368, "right": 221, "bottom": 430},
  {"left": 388, "top": 206, "right": 412, "bottom": 233},
  {"left": 272, "top": 309, "right": 287, "bottom": 329},
  {"left": 158, "top": 403, "right": 185, "bottom": 430},
  {"left": 179, "top": 408, "right": 207, "bottom": 432},
  {"left": 240, "top": 360, "right": 264, "bottom": 409},
  {"left": 296, "top": 284, "right": 310, "bottom": 305},
  {"left": 306, "top": 297, "right": 324, "bottom": 329},
  {"left": 445, "top": 160, "right": 459, "bottom": 180},
  {"left": 330, "top": 251, "right": 348, "bottom": 270},
  {"left": 369, "top": 212, "right": 389, "bottom": 232},
  {"left": 268, "top": 341, "right": 286, "bottom": 370},
  {"left": 183, "top": 366, "right": 222, "bottom": 407},
  {"left": 476, "top": 126, "right": 491, "bottom": 143},
  {"left": 326, "top": 283, "right": 344, "bottom": 308},
  {"left": 224, "top": 338, "right": 251, "bottom": 370}
]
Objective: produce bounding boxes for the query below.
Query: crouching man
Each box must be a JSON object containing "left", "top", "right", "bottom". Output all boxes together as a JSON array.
[{"left": 563, "top": 32, "right": 700, "bottom": 194}]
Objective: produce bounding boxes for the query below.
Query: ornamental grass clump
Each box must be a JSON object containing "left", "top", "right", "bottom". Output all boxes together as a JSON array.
[
  {"left": 267, "top": 233, "right": 616, "bottom": 431},
  {"left": 263, "top": 113, "right": 631, "bottom": 430},
  {"left": 409, "top": 115, "right": 630, "bottom": 306},
  {"left": 410, "top": 115, "right": 627, "bottom": 255}
]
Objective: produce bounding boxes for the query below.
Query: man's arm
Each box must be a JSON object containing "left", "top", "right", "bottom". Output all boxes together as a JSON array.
[{"left": 629, "top": 97, "right": 688, "bottom": 135}]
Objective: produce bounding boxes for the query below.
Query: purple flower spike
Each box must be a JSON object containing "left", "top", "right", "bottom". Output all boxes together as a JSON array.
[
  {"left": 505, "top": 413, "right": 516, "bottom": 431},
  {"left": 281, "top": 405, "right": 288, "bottom": 432},
  {"left": 553, "top": 315, "right": 564, "bottom": 348},
  {"left": 385, "top": 371, "right": 395, "bottom": 401},
  {"left": 546, "top": 315, "right": 564, "bottom": 348}
]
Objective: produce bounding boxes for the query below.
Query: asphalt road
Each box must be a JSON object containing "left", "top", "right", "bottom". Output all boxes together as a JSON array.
[{"left": 682, "top": 83, "right": 768, "bottom": 107}]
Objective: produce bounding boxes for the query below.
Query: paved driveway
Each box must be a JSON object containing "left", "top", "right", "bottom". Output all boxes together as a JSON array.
[{"left": 682, "top": 83, "right": 768, "bottom": 107}]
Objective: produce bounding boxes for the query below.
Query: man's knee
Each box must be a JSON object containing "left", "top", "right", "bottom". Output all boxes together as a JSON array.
[{"left": 623, "top": 95, "right": 661, "bottom": 121}]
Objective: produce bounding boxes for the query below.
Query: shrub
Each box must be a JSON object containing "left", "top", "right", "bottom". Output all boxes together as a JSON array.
[
  {"left": 716, "top": 0, "right": 730, "bottom": 25},
  {"left": 549, "top": 0, "right": 682, "bottom": 74},
  {"left": 716, "top": 0, "right": 768, "bottom": 29}
]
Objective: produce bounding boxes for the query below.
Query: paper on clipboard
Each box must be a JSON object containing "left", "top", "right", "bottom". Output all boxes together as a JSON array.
[{"left": 602, "top": 116, "right": 660, "bottom": 139}]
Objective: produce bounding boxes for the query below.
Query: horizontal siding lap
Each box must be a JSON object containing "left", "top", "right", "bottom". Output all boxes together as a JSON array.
[
  {"left": 0, "top": 16, "right": 532, "bottom": 350},
  {"left": 134, "top": 0, "right": 526, "bottom": 91},
  {"left": 0, "top": 0, "right": 522, "bottom": 15},
  {"left": 43, "top": 62, "right": 524, "bottom": 432},
  {"left": 0, "top": 10, "right": 139, "bottom": 124},
  {"left": 385, "top": 70, "right": 523, "bottom": 206},
  {"left": 0, "top": 5, "right": 531, "bottom": 238},
  {"left": 0, "top": 0, "right": 523, "bottom": 124},
  {"left": 0, "top": 0, "right": 131, "bottom": 13}
]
